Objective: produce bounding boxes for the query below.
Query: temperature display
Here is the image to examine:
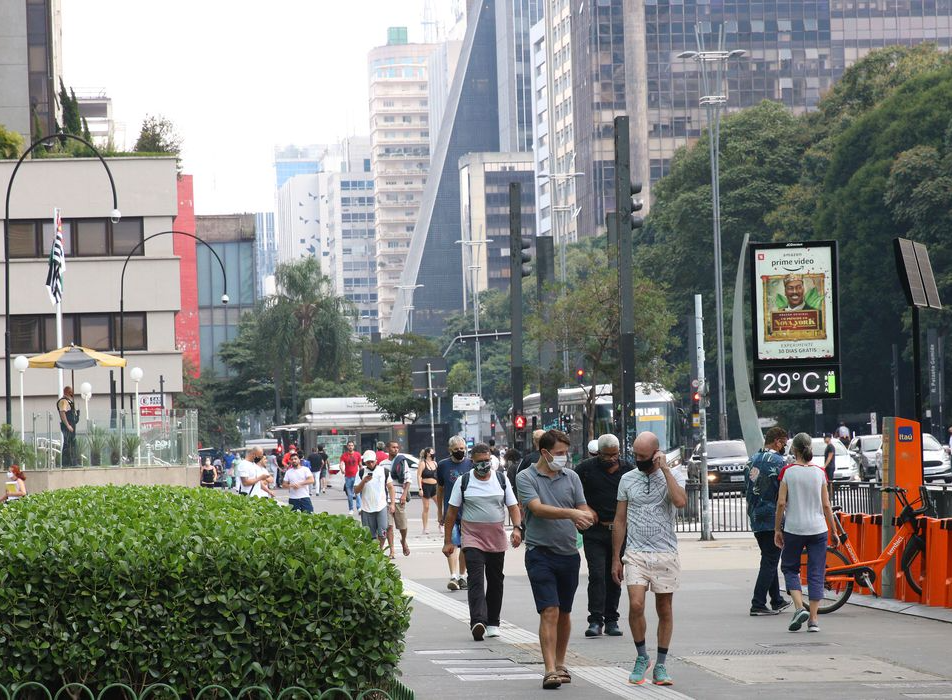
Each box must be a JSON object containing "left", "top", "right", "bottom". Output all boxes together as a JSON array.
[{"left": 754, "top": 364, "right": 841, "bottom": 401}]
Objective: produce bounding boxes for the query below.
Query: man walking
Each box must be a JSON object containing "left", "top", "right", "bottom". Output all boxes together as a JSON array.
[
  {"left": 611, "top": 432, "right": 687, "bottom": 687},
  {"left": 438, "top": 436, "right": 472, "bottom": 590},
  {"left": 576, "top": 434, "right": 632, "bottom": 637},
  {"left": 355, "top": 450, "right": 395, "bottom": 550},
  {"left": 339, "top": 441, "right": 362, "bottom": 515},
  {"left": 384, "top": 440, "right": 412, "bottom": 557},
  {"left": 443, "top": 443, "right": 522, "bottom": 640},
  {"left": 283, "top": 452, "right": 315, "bottom": 512},
  {"left": 745, "top": 427, "right": 792, "bottom": 616},
  {"left": 516, "top": 429, "right": 594, "bottom": 690},
  {"left": 307, "top": 444, "right": 325, "bottom": 496},
  {"left": 236, "top": 447, "right": 275, "bottom": 498}
]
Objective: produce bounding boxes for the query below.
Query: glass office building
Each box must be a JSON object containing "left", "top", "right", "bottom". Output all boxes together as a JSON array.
[{"left": 644, "top": 0, "right": 952, "bottom": 181}]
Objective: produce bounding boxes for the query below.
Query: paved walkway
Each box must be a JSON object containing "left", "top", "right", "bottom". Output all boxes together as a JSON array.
[{"left": 288, "top": 482, "right": 952, "bottom": 700}]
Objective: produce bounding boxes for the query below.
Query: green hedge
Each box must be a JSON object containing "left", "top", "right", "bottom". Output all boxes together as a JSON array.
[{"left": 0, "top": 486, "right": 410, "bottom": 694}]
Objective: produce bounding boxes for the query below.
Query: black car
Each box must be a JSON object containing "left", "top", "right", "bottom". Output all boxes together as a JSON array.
[{"left": 689, "top": 440, "right": 750, "bottom": 492}]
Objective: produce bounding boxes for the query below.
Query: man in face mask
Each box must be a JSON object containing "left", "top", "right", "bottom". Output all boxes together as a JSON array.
[
  {"left": 516, "top": 429, "right": 596, "bottom": 690},
  {"left": 574, "top": 434, "right": 633, "bottom": 637},
  {"left": 611, "top": 432, "right": 687, "bottom": 687},
  {"left": 443, "top": 443, "right": 522, "bottom": 641},
  {"left": 437, "top": 436, "right": 472, "bottom": 590}
]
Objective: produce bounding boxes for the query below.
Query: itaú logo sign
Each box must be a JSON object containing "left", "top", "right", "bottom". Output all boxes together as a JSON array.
[{"left": 898, "top": 426, "right": 914, "bottom": 443}]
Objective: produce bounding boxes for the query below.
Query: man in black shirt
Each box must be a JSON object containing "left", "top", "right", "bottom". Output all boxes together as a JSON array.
[
  {"left": 308, "top": 444, "right": 327, "bottom": 496},
  {"left": 512, "top": 429, "right": 545, "bottom": 502},
  {"left": 576, "top": 433, "right": 633, "bottom": 637}
]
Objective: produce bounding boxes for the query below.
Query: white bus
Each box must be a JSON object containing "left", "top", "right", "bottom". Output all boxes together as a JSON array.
[{"left": 520, "top": 383, "right": 683, "bottom": 464}]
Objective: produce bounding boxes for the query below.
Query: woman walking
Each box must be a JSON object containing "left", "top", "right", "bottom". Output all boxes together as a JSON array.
[
  {"left": 775, "top": 432, "right": 840, "bottom": 632},
  {"left": 418, "top": 447, "right": 440, "bottom": 535}
]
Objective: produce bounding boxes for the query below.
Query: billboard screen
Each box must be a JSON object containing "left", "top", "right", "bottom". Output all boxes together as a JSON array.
[{"left": 751, "top": 241, "right": 839, "bottom": 364}]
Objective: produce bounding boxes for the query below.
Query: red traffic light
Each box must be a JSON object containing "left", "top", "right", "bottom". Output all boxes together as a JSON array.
[
  {"left": 692, "top": 391, "right": 701, "bottom": 403},
  {"left": 514, "top": 414, "right": 527, "bottom": 430},
  {"left": 330, "top": 428, "right": 338, "bottom": 435}
]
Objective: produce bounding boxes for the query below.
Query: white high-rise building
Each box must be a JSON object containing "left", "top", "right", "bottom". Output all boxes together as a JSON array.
[
  {"left": 274, "top": 174, "right": 321, "bottom": 264},
  {"left": 318, "top": 137, "right": 378, "bottom": 337},
  {"left": 367, "top": 28, "right": 436, "bottom": 333}
]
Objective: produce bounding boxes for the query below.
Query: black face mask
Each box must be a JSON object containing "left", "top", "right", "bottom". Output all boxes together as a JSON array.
[
  {"left": 635, "top": 458, "right": 653, "bottom": 472},
  {"left": 452, "top": 450, "right": 466, "bottom": 460}
]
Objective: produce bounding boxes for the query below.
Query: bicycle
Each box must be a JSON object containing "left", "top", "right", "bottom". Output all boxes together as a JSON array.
[{"left": 802, "top": 485, "right": 931, "bottom": 614}]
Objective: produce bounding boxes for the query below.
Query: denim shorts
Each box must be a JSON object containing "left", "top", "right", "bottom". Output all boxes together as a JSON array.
[{"left": 525, "top": 547, "right": 581, "bottom": 613}]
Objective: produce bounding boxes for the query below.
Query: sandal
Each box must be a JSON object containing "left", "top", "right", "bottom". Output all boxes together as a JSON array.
[
  {"left": 402, "top": 542, "right": 411, "bottom": 556},
  {"left": 556, "top": 665, "right": 572, "bottom": 684},
  {"left": 542, "top": 671, "right": 562, "bottom": 690}
]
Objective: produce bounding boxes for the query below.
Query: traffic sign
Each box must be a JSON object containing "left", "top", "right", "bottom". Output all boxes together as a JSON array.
[{"left": 452, "top": 394, "right": 481, "bottom": 412}]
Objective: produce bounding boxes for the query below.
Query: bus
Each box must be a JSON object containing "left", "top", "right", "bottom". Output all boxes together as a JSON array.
[{"left": 520, "top": 383, "right": 684, "bottom": 464}]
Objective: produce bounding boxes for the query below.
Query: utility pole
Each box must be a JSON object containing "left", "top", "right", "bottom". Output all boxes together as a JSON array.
[
  {"left": 695, "top": 294, "right": 713, "bottom": 541},
  {"left": 537, "top": 236, "right": 559, "bottom": 429}
]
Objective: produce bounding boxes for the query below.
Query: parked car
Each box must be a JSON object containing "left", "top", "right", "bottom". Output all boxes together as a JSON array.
[
  {"left": 810, "top": 437, "right": 857, "bottom": 480},
  {"left": 922, "top": 434, "right": 952, "bottom": 484},
  {"left": 689, "top": 439, "right": 749, "bottom": 491},
  {"left": 847, "top": 433, "right": 951, "bottom": 483},
  {"left": 848, "top": 434, "right": 883, "bottom": 481}
]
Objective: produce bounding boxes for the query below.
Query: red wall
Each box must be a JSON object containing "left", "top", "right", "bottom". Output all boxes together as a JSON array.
[{"left": 174, "top": 175, "right": 200, "bottom": 375}]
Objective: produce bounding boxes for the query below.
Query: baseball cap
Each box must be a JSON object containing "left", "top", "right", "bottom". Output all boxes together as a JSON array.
[
  {"left": 588, "top": 439, "right": 599, "bottom": 455},
  {"left": 361, "top": 450, "right": 377, "bottom": 463}
]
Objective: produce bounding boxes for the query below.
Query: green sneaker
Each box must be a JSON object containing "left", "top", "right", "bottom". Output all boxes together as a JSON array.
[
  {"left": 788, "top": 608, "right": 809, "bottom": 632},
  {"left": 653, "top": 663, "right": 673, "bottom": 686},
  {"left": 628, "top": 656, "right": 651, "bottom": 685}
]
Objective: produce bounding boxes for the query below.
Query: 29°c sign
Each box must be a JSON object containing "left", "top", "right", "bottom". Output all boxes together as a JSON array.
[{"left": 749, "top": 241, "right": 842, "bottom": 402}]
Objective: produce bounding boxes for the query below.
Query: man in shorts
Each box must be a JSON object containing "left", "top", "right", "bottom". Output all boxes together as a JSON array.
[
  {"left": 354, "top": 450, "right": 395, "bottom": 549},
  {"left": 383, "top": 440, "right": 412, "bottom": 557},
  {"left": 516, "top": 429, "right": 595, "bottom": 690},
  {"left": 611, "top": 432, "right": 687, "bottom": 687}
]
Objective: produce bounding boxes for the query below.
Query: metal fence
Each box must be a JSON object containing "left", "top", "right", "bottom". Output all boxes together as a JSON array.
[
  {"left": 675, "top": 481, "right": 952, "bottom": 533},
  {"left": 0, "top": 682, "right": 413, "bottom": 700},
  {"left": 19, "top": 409, "right": 198, "bottom": 469}
]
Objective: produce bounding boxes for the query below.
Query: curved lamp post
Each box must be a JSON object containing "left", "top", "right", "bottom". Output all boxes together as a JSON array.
[
  {"left": 4, "top": 132, "right": 120, "bottom": 425},
  {"left": 118, "top": 230, "right": 229, "bottom": 411}
]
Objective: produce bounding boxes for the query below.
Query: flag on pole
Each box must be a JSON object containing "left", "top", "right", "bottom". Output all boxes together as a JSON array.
[{"left": 45, "top": 207, "right": 65, "bottom": 305}]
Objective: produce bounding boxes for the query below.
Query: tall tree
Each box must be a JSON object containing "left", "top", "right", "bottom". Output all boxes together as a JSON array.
[
  {"left": 133, "top": 114, "right": 183, "bottom": 154},
  {"left": 366, "top": 334, "right": 439, "bottom": 423}
]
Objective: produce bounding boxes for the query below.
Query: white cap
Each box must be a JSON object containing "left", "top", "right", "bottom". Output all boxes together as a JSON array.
[
  {"left": 361, "top": 450, "right": 377, "bottom": 463},
  {"left": 588, "top": 439, "right": 599, "bottom": 455}
]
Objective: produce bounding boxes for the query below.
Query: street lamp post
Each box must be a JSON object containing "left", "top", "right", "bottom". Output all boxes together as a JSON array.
[
  {"left": 678, "top": 25, "right": 746, "bottom": 440},
  {"left": 4, "top": 133, "right": 120, "bottom": 426},
  {"left": 118, "top": 230, "right": 228, "bottom": 411},
  {"left": 13, "top": 355, "right": 28, "bottom": 440},
  {"left": 457, "top": 239, "right": 493, "bottom": 442},
  {"left": 395, "top": 284, "right": 423, "bottom": 334}
]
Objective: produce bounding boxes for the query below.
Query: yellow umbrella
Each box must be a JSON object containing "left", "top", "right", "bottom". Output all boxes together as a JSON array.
[{"left": 28, "top": 344, "right": 127, "bottom": 370}]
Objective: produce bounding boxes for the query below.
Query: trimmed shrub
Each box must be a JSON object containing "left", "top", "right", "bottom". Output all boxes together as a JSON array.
[{"left": 0, "top": 486, "right": 410, "bottom": 694}]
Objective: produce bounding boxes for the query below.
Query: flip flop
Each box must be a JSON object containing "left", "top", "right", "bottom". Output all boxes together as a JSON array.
[{"left": 402, "top": 542, "right": 411, "bottom": 556}]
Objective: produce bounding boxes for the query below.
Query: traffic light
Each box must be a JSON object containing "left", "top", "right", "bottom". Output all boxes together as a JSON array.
[
  {"left": 575, "top": 368, "right": 586, "bottom": 385},
  {"left": 514, "top": 414, "right": 526, "bottom": 431},
  {"left": 490, "top": 414, "right": 497, "bottom": 436},
  {"left": 631, "top": 181, "right": 644, "bottom": 231},
  {"left": 518, "top": 237, "right": 532, "bottom": 277}
]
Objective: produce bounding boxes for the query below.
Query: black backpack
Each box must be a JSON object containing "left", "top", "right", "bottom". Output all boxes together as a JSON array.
[
  {"left": 390, "top": 455, "right": 412, "bottom": 502},
  {"left": 459, "top": 469, "right": 509, "bottom": 507}
]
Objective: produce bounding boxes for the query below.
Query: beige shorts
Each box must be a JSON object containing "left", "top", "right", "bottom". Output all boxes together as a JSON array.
[
  {"left": 622, "top": 551, "right": 681, "bottom": 593},
  {"left": 389, "top": 501, "right": 407, "bottom": 530}
]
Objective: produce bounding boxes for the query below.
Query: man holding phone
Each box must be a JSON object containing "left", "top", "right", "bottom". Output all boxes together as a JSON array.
[
  {"left": 612, "top": 432, "right": 687, "bottom": 687},
  {"left": 355, "top": 451, "right": 395, "bottom": 551}
]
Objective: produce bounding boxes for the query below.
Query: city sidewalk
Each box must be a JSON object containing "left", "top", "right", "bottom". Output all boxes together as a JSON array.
[{"left": 299, "top": 484, "right": 952, "bottom": 699}]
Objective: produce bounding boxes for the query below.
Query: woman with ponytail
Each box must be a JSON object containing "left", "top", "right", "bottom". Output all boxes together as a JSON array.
[{"left": 774, "top": 433, "right": 839, "bottom": 633}]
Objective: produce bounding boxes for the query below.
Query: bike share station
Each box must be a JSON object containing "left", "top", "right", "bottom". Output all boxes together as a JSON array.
[{"left": 743, "top": 240, "right": 952, "bottom": 613}]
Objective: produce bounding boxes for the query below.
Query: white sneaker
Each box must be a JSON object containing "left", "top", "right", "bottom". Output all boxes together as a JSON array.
[
  {"left": 348, "top": 510, "right": 353, "bottom": 516},
  {"left": 485, "top": 626, "right": 501, "bottom": 638}
]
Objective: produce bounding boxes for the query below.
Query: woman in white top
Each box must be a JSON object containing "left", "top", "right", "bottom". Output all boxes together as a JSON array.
[
  {"left": 775, "top": 433, "right": 840, "bottom": 632},
  {"left": 1, "top": 465, "right": 27, "bottom": 504}
]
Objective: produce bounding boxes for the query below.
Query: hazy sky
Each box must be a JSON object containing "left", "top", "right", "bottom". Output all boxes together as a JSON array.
[{"left": 62, "top": 1, "right": 443, "bottom": 215}]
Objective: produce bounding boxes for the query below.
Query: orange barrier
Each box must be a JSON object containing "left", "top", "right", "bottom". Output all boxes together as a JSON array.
[{"left": 924, "top": 519, "right": 952, "bottom": 608}]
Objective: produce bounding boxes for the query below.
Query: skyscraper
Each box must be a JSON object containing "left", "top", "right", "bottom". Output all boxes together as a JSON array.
[
  {"left": 367, "top": 29, "right": 437, "bottom": 332},
  {"left": 388, "top": 0, "right": 502, "bottom": 337}
]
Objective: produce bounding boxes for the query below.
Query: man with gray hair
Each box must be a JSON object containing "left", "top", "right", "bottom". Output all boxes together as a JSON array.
[
  {"left": 438, "top": 435, "right": 472, "bottom": 590},
  {"left": 575, "top": 433, "right": 633, "bottom": 636}
]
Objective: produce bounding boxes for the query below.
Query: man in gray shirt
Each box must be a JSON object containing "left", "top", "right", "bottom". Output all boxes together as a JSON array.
[
  {"left": 611, "top": 432, "right": 687, "bottom": 687},
  {"left": 516, "top": 430, "right": 595, "bottom": 690}
]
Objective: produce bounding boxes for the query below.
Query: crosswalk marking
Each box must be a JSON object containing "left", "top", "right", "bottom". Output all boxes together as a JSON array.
[{"left": 403, "top": 578, "right": 696, "bottom": 698}]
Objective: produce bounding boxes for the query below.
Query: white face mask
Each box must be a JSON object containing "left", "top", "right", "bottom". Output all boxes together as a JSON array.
[{"left": 549, "top": 455, "right": 568, "bottom": 470}]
